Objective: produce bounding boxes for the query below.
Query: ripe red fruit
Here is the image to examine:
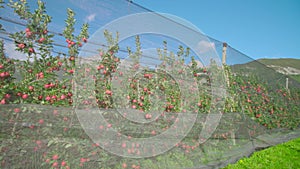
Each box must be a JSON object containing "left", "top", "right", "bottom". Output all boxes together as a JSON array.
[
  {"left": 38, "top": 119, "right": 44, "bottom": 124},
  {"left": 28, "top": 47, "right": 35, "bottom": 53},
  {"left": 52, "top": 162, "right": 58, "bottom": 167},
  {"left": 22, "top": 94, "right": 28, "bottom": 99},
  {"left": 144, "top": 73, "right": 152, "bottom": 79},
  {"left": 145, "top": 113, "right": 152, "bottom": 119},
  {"left": 28, "top": 86, "right": 34, "bottom": 91},
  {"left": 80, "top": 158, "right": 87, "bottom": 163},
  {"left": 0, "top": 64, "right": 3, "bottom": 69},
  {"left": 122, "top": 163, "right": 127, "bottom": 168},
  {"left": 82, "top": 37, "right": 87, "bottom": 43},
  {"left": 35, "top": 140, "right": 42, "bottom": 147},
  {"left": 69, "top": 56, "right": 75, "bottom": 61},
  {"left": 45, "top": 159, "right": 50, "bottom": 163},
  {"left": 38, "top": 37, "right": 45, "bottom": 43},
  {"left": 61, "top": 161, "right": 67, "bottom": 167},
  {"left": 39, "top": 73, "right": 44, "bottom": 78},
  {"left": 4, "top": 94, "right": 11, "bottom": 99},
  {"left": 5, "top": 72, "right": 10, "bottom": 77},
  {"left": 0, "top": 99, "right": 6, "bottom": 104},
  {"left": 52, "top": 154, "right": 59, "bottom": 160},
  {"left": 47, "top": 62, "right": 51, "bottom": 66},
  {"left": 168, "top": 105, "right": 174, "bottom": 109},
  {"left": 45, "top": 96, "right": 51, "bottom": 101},
  {"left": 18, "top": 43, "right": 26, "bottom": 49},
  {"left": 57, "top": 61, "right": 63, "bottom": 67},
  {"left": 68, "top": 69, "right": 74, "bottom": 74},
  {"left": 105, "top": 90, "right": 112, "bottom": 95},
  {"left": 26, "top": 31, "right": 32, "bottom": 37},
  {"left": 44, "top": 84, "right": 50, "bottom": 89},
  {"left": 60, "top": 94, "right": 66, "bottom": 100},
  {"left": 114, "top": 58, "right": 119, "bottom": 62},
  {"left": 97, "top": 64, "right": 104, "bottom": 70},
  {"left": 36, "top": 72, "right": 44, "bottom": 79}
]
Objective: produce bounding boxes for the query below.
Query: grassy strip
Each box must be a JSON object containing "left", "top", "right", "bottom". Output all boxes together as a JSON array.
[
  {"left": 291, "top": 75, "right": 300, "bottom": 83},
  {"left": 223, "top": 137, "right": 300, "bottom": 169}
]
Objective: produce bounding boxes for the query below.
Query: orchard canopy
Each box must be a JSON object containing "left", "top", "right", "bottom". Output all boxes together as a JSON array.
[{"left": 0, "top": 0, "right": 299, "bottom": 168}]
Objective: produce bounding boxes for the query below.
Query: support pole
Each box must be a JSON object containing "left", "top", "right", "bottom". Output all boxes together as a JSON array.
[
  {"left": 286, "top": 77, "right": 289, "bottom": 90},
  {"left": 222, "top": 42, "right": 227, "bottom": 65},
  {"left": 231, "top": 130, "right": 236, "bottom": 146},
  {"left": 222, "top": 42, "right": 230, "bottom": 87}
]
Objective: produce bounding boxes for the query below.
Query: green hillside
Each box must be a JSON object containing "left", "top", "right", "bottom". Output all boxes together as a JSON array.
[
  {"left": 257, "top": 58, "right": 300, "bottom": 70},
  {"left": 230, "top": 58, "right": 300, "bottom": 87}
]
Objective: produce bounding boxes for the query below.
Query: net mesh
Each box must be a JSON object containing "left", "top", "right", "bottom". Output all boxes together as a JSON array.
[{"left": 0, "top": 0, "right": 299, "bottom": 168}]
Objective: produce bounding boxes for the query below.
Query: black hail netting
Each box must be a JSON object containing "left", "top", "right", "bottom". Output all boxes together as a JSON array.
[{"left": 0, "top": 0, "right": 299, "bottom": 169}]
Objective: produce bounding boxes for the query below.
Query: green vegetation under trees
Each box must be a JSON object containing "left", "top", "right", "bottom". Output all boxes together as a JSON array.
[{"left": 223, "top": 137, "right": 300, "bottom": 169}]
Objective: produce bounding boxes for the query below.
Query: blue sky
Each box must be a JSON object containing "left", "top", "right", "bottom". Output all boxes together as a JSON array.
[
  {"left": 134, "top": 0, "right": 300, "bottom": 59},
  {"left": 1, "top": 0, "right": 299, "bottom": 61}
]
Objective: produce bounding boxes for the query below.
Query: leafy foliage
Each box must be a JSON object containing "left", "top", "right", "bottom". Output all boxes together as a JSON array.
[{"left": 0, "top": 0, "right": 299, "bottom": 168}]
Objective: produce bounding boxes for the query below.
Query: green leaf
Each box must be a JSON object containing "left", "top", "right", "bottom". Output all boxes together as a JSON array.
[
  {"left": 65, "top": 143, "right": 72, "bottom": 149},
  {"left": 47, "top": 140, "right": 54, "bottom": 147}
]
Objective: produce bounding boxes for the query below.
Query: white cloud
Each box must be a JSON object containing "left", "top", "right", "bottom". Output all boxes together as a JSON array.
[
  {"left": 85, "top": 13, "right": 96, "bottom": 22},
  {"left": 196, "top": 40, "right": 216, "bottom": 54}
]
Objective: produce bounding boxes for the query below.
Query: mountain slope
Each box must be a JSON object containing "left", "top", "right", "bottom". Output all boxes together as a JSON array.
[
  {"left": 257, "top": 58, "right": 300, "bottom": 75},
  {"left": 230, "top": 58, "right": 300, "bottom": 87}
]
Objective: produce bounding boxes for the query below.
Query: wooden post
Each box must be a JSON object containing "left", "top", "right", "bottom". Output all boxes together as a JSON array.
[
  {"left": 231, "top": 130, "right": 236, "bottom": 146},
  {"left": 222, "top": 42, "right": 227, "bottom": 65},
  {"left": 222, "top": 42, "right": 230, "bottom": 87},
  {"left": 286, "top": 77, "right": 289, "bottom": 90}
]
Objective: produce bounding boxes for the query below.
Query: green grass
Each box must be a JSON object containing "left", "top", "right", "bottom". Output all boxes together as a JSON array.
[
  {"left": 223, "top": 137, "right": 300, "bottom": 169},
  {"left": 291, "top": 75, "right": 300, "bottom": 83}
]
